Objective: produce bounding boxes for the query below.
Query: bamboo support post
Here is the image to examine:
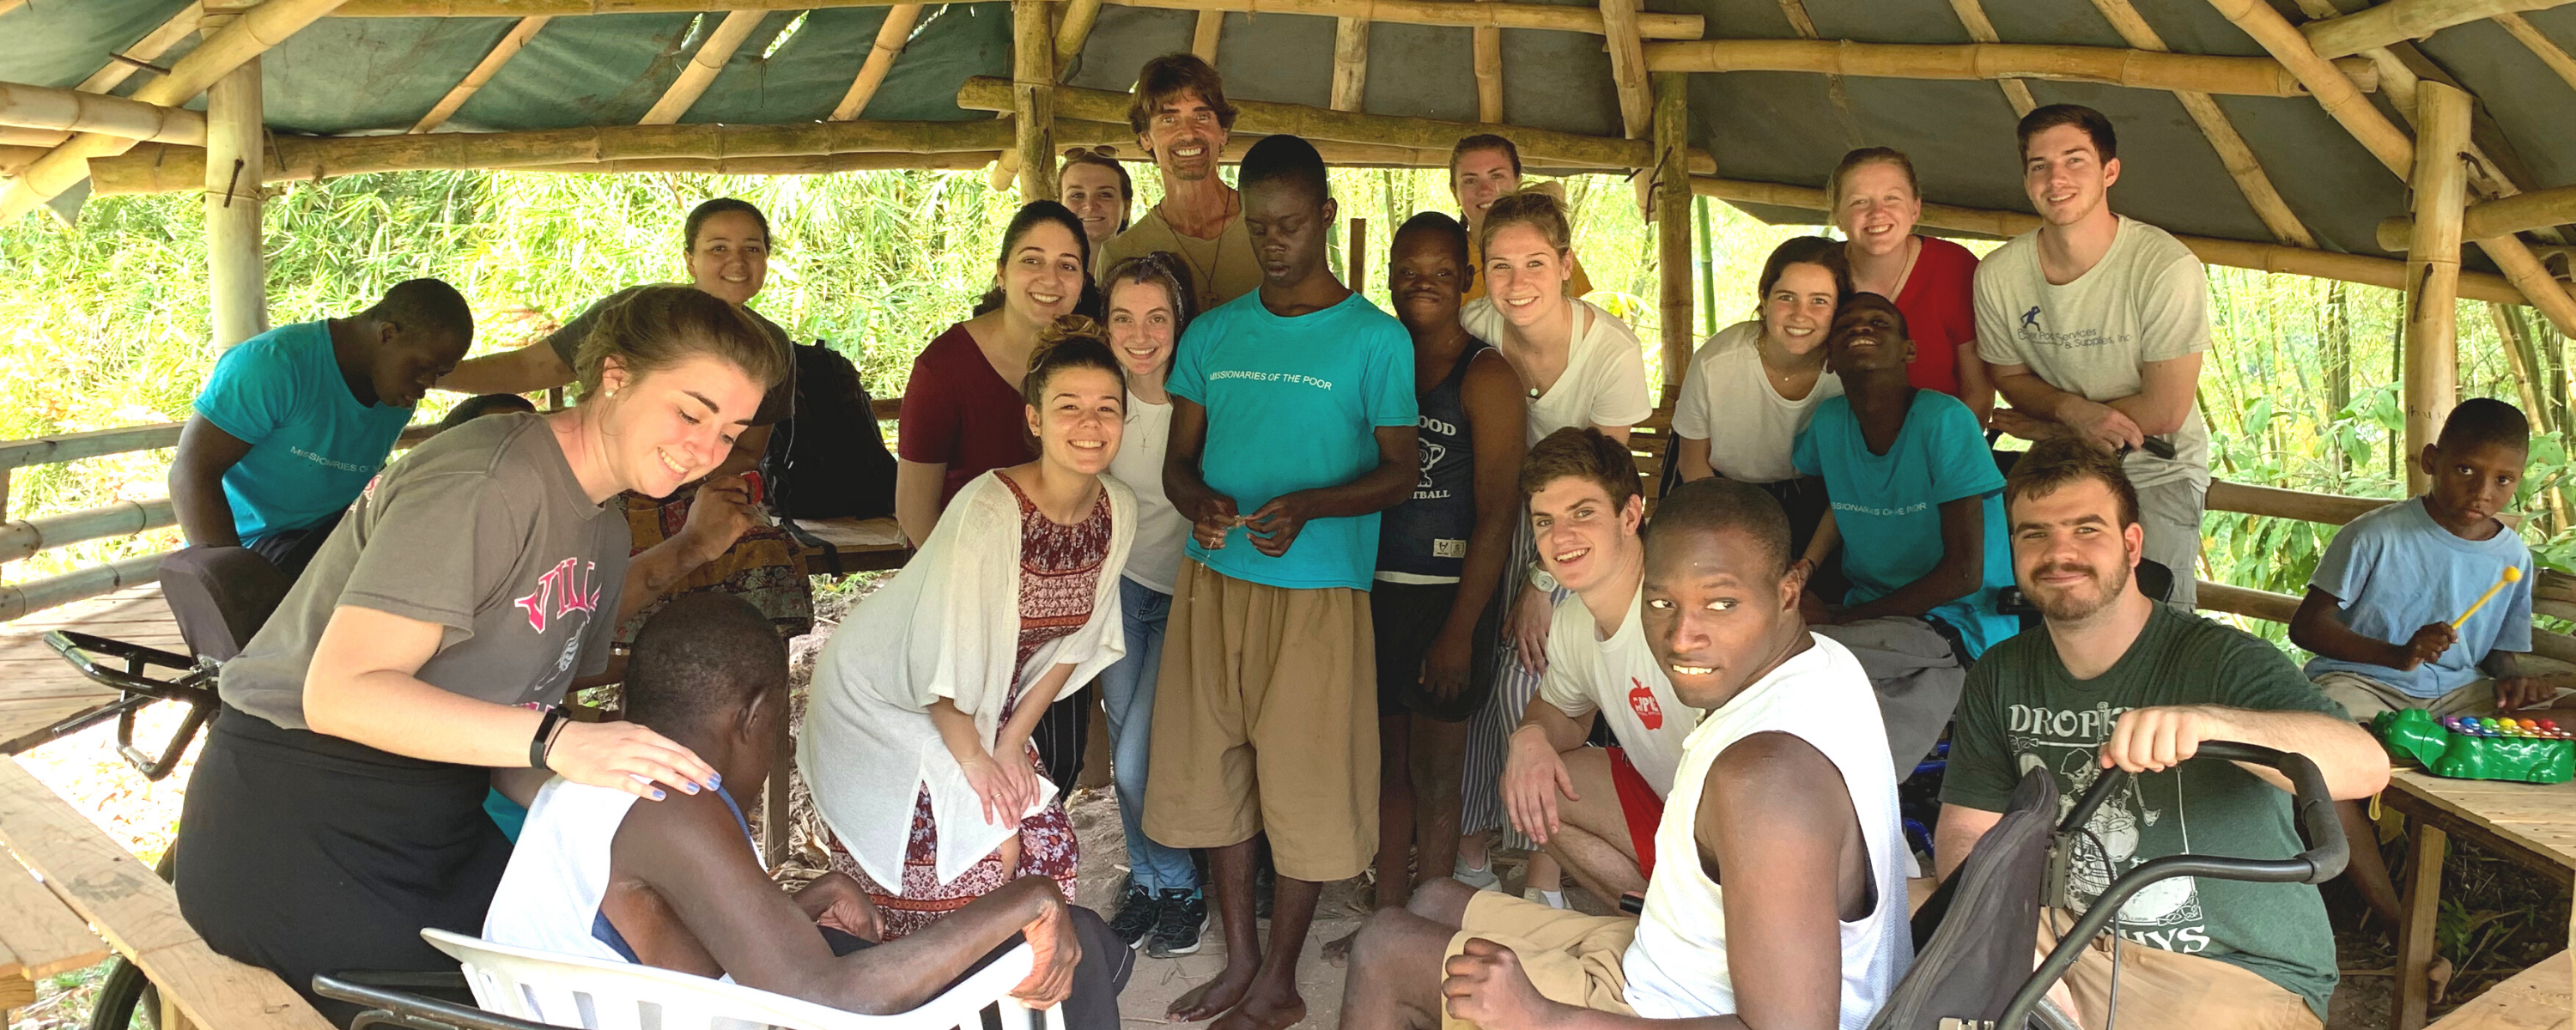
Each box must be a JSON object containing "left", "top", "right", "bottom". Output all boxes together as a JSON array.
[
  {"left": 0, "top": 81, "right": 207, "bottom": 145},
  {"left": 204, "top": 6, "right": 266, "bottom": 350},
  {"left": 1330, "top": 17, "right": 1368, "bottom": 112},
  {"left": 2303, "top": 0, "right": 2574, "bottom": 59},
  {"left": 413, "top": 15, "right": 550, "bottom": 132},
  {"left": 1652, "top": 72, "right": 1692, "bottom": 396},
  {"left": 1, "top": 0, "right": 353, "bottom": 221},
  {"left": 1472, "top": 12, "right": 1503, "bottom": 123},
  {"left": 1639, "top": 39, "right": 2377, "bottom": 98},
  {"left": 2379, "top": 183, "right": 2576, "bottom": 247},
  {"left": 641, "top": 9, "right": 764, "bottom": 124},
  {"left": 76, "top": 3, "right": 204, "bottom": 94},
  {"left": 2083, "top": 0, "right": 2315, "bottom": 246},
  {"left": 833, "top": 4, "right": 921, "bottom": 120},
  {"left": 1053, "top": 0, "right": 1103, "bottom": 71},
  {"left": 1602, "top": 0, "right": 1653, "bottom": 139},
  {"left": 1190, "top": 9, "right": 1223, "bottom": 59},
  {"left": 2403, "top": 82, "right": 2473, "bottom": 495},
  {"left": 1012, "top": 0, "right": 1054, "bottom": 199},
  {"left": 1945, "top": 0, "right": 2036, "bottom": 114},
  {"left": 2494, "top": 12, "right": 2576, "bottom": 93}
]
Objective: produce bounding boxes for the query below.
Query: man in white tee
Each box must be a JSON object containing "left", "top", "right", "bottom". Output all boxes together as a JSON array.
[
  {"left": 1336, "top": 477, "right": 1911, "bottom": 1029},
  {"left": 1977, "top": 104, "right": 2211, "bottom": 609},
  {"left": 1494, "top": 428, "right": 1700, "bottom": 908}
]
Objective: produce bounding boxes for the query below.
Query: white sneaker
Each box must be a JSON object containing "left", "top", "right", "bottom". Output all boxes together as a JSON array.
[
  {"left": 1523, "top": 888, "right": 1568, "bottom": 910},
  {"left": 1454, "top": 855, "right": 1501, "bottom": 890}
]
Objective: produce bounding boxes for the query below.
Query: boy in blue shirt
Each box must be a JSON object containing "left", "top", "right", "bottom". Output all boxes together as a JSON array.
[
  {"left": 170, "top": 278, "right": 474, "bottom": 577},
  {"left": 2290, "top": 397, "right": 2549, "bottom": 925},
  {"left": 1794, "top": 293, "right": 2018, "bottom": 774},
  {"left": 1144, "top": 134, "right": 1419, "bottom": 1030}
]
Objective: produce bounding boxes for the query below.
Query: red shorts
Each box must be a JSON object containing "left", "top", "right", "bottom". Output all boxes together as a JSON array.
[{"left": 1607, "top": 747, "right": 1662, "bottom": 882}]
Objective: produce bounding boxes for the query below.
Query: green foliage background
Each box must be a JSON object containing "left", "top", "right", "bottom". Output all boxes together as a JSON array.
[{"left": 4, "top": 167, "right": 2573, "bottom": 654}]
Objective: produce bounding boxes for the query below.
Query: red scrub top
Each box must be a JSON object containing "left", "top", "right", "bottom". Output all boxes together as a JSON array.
[{"left": 1893, "top": 235, "right": 1980, "bottom": 398}]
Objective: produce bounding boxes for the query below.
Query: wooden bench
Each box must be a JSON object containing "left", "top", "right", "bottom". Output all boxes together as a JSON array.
[
  {"left": 2424, "top": 950, "right": 2570, "bottom": 1030},
  {"left": 0, "top": 759, "right": 333, "bottom": 1030}
]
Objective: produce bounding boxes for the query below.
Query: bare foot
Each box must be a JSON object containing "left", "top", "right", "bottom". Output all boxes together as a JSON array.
[
  {"left": 1209, "top": 979, "right": 1307, "bottom": 1030},
  {"left": 1321, "top": 927, "right": 1360, "bottom": 966},
  {"left": 1170, "top": 962, "right": 1258, "bottom": 1021}
]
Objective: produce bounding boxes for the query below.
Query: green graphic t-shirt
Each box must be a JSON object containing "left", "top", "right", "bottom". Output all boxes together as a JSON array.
[{"left": 1942, "top": 605, "right": 2349, "bottom": 1020}]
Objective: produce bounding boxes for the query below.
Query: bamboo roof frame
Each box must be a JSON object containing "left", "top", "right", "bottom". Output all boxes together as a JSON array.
[
  {"left": 410, "top": 15, "right": 550, "bottom": 133},
  {"left": 1641, "top": 39, "right": 2379, "bottom": 97},
  {"left": 0, "top": 82, "right": 206, "bottom": 145},
  {"left": 1946, "top": 0, "right": 2039, "bottom": 115},
  {"left": 2302, "top": 0, "right": 2574, "bottom": 59},
  {"left": 2081, "top": 0, "right": 2315, "bottom": 248}
]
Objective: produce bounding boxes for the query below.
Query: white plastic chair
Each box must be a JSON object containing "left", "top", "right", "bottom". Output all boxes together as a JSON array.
[{"left": 420, "top": 928, "right": 1066, "bottom": 1030}]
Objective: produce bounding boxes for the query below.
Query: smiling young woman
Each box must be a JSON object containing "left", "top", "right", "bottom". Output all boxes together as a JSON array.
[{"left": 1831, "top": 148, "right": 1992, "bottom": 425}]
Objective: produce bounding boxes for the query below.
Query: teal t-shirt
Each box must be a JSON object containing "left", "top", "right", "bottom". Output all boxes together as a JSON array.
[
  {"left": 1942, "top": 606, "right": 2350, "bottom": 1020},
  {"left": 193, "top": 321, "right": 416, "bottom": 543},
  {"left": 1169, "top": 290, "right": 1417, "bottom": 591},
  {"left": 1791, "top": 390, "right": 2016, "bottom": 654}
]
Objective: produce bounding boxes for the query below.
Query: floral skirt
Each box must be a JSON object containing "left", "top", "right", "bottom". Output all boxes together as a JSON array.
[{"left": 822, "top": 737, "right": 1079, "bottom": 941}]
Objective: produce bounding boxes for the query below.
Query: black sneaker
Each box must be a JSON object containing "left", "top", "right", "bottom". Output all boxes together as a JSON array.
[
  {"left": 1147, "top": 888, "right": 1207, "bottom": 957},
  {"left": 1108, "top": 882, "right": 1158, "bottom": 950}
]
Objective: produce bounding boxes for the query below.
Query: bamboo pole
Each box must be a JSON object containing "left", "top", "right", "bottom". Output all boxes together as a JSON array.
[
  {"left": 88, "top": 120, "right": 1018, "bottom": 194},
  {"left": 1602, "top": 0, "right": 1653, "bottom": 139},
  {"left": 0, "top": 126, "right": 69, "bottom": 148},
  {"left": 832, "top": 5, "right": 921, "bottom": 120},
  {"left": 1472, "top": 14, "right": 1503, "bottom": 123},
  {"left": 2082, "top": 0, "right": 2316, "bottom": 247},
  {"left": 0, "top": 554, "right": 162, "bottom": 623},
  {"left": 1190, "top": 9, "right": 1223, "bottom": 59},
  {"left": 2490, "top": 304, "right": 2570, "bottom": 534},
  {"left": 1330, "top": 17, "right": 1368, "bottom": 112},
  {"left": 1012, "top": 0, "right": 1054, "bottom": 199},
  {"left": 1098, "top": 0, "right": 1700, "bottom": 36},
  {"left": 0, "top": 143, "right": 44, "bottom": 176},
  {"left": 413, "top": 15, "right": 550, "bottom": 133},
  {"left": 2302, "top": 0, "right": 2574, "bottom": 59},
  {"left": 1944, "top": 0, "right": 2036, "bottom": 114},
  {"left": 0, "top": 82, "right": 206, "bottom": 145},
  {"left": 76, "top": 3, "right": 204, "bottom": 94},
  {"left": 1054, "top": 0, "right": 1103, "bottom": 70},
  {"left": 204, "top": 3, "right": 266, "bottom": 350},
  {"left": 1686, "top": 174, "right": 2546, "bottom": 306},
  {"left": 1640, "top": 39, "right": 2377, "bottom": 98},
  {"left": 2379, "top": 183, "right": 2576, "bottom": 247},
  {"left": 1, "top": 0, "right": 352, "bottom": 222},
  {"left": 0, "top": 500, "right": 176, "bottom": 566},
  {"left": 518, "top": 151, "right": 1004, "bottom": 174},
  {"left": 641, "top": 9, "right": 764, "bottom": 124},
  {"left": 2403, "top": 82, "right": 2473, "bottom": 494},
  {"left": 1652, "top": 72, "right": 1692, "bottom": 397},
  {"left": 2494, "top": 12, "right": 2576, "bottom": 93}
]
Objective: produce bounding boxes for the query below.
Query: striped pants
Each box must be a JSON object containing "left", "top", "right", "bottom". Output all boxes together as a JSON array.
[{"left": 1459, "top": 515, "right": 1570, "bottom": 848}]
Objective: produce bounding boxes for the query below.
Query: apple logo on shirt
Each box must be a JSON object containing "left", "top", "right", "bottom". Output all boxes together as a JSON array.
[{"left": 1629, "top": 677, "right": 1663, "bottom": 730}]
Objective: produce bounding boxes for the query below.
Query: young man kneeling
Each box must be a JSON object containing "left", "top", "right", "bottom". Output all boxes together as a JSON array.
[
  {"left": 1340, "top": 478, "right": 1912, "bottom": 1028},
  {"left": 484, "top": 594, "right": 1133, "bottom": 1026}
]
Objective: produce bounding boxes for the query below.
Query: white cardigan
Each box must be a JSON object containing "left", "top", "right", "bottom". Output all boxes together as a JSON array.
[{"left": 799, "top": 471, "right": 1135, "bottom": 888}]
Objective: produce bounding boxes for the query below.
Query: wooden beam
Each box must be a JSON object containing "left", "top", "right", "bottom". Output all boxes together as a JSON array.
[
  {"left": 1102, "top": 0, "right": 1702, "bottom": 37},
  {"left": 3, "top": 0, "right": 353, "bottom": 222},
  {"left": 1653, "top": 72, "right": 1692, "bottom": 394},
  {"left": 2494, "top": 12, "right": 2576, "bottom": 94},
  {"left": 2083, "top": 0, "right": 2316, "bottom": 247},
  {"left": 204, "top": 3, "right": 266, "bottom": 350},
  {"left": 1602, "top": 0, "right": 1652, "bottom": 139},
  {"left": 0, "top": 126, "right": 68, "bottom": 148},
  {"left": 1642, "top": 39, "right": 2376, "bottom": 98},
  {"left": 832, "top": 4, "right": 920, "bottom": 120},
  {"left": 1946, "top": 0, "right": 2036, "bottom": 114},
  {"left": 1012, "top": 0, "right": 1054, "bottom": 198},
  {"left": 519, "top": 151, "right": 1003, "bottom": 174},
  {"left": 1686, "top": 173, "right": 2545, "bottom": 305},
  {"left": 0, "top": 82, "right": 205, "bottom": 145},
  {"left": 412, "top": 15, "right": 550, "bottom": 133},
  {"left": 2403, "top": 82, "right": 2473, "bottom": 494},
  {"left": 76, "top": 3, "right": 204, "bottom": 95},
  {"left": 641, "top": 9, "right": 763, "bottom": 124},
  {"left": 88, "top": 120, "right": 1018, "bottom": 194},
  {"left": 1190, "top": 9, "right": 1223, "bottom": 59},
  {"left": 2382, "top": 182, "right": 2576, "bottom": 245},
  {"left": 1331, "top": 17, "right": 1368, "bottom": 112},
  {"left": 1054, "top": 0, "right": 1103, "bottom": 70},
  {"left": 1473, "top": 28, "right": 1504, "bottom": 124},
  {"left": 2303, "top": 0, "right": 2574, "bottom": 59}
]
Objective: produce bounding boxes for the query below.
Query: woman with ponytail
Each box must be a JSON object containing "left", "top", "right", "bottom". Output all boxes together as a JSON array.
[{"left": 805, "top": 317, "right": 1135, "bottom": 941}]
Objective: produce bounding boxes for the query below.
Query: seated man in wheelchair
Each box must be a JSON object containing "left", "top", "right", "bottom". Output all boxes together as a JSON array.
[
  {"left": 483, "top": 594, "right": 1133, "bottom": 1027},
  {"left": 1338, "top": 479, "right": 1913, "bottom": 1028},
  {"left": 1935, "top": 439, "right": 2390, "bottom": 1030},
  {"left": 169, "top": 278, "right": 475, "bottom": 578}
]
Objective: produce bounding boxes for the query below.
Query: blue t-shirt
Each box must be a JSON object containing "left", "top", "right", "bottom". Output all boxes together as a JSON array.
[
  {"left": 1793, "top": 390, "right": 2017, "bottom": 655},
  {"left": 2303, "top": 496, "right": 2533, "bottom": 697},
  {"left": 1169, "top": 291, "right": 1418, "bottom": 591},
  {"left": 192, "top": 321, "right": 415, "bottom": 543}
]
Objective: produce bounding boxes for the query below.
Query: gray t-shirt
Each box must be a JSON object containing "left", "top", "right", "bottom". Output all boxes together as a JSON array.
[
  {"left": 221, "top": 412, "right": 632, "bottom": 730},
  {"left": 1973, "top": 216, "right": 2211, "bottom": 489},
  {"left": 546, "top": 287, "right": 795, "bottom": 426}
]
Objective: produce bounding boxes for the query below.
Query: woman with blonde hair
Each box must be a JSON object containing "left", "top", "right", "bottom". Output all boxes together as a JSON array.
[
  {"left": 1060, "top": 146, "right": 1135, "bottom": 269},
  {"left": 1831, "top": 146, "right": 1992, "bottom": 422}
]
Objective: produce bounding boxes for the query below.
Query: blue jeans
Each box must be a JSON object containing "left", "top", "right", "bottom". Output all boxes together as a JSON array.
[{"left": 1099, "top": 576, "right": 1197, "bottom": 892}]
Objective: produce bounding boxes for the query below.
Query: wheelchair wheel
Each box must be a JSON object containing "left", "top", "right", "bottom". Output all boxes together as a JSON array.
[{"left": 86, "top": 849, "right": 174, "bottom": 1030}]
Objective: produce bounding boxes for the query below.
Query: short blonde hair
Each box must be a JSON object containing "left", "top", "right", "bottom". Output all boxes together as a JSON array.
[{"left": 1476, "top": 189, "right": 1573, "bottom": 258}]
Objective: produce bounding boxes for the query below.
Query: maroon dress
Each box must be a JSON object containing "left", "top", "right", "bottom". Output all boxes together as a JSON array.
[{"left": 827, "top": 473, "right": 1112, "bottom": 940}]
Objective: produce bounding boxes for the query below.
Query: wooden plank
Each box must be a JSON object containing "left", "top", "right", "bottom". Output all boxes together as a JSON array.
[
  {"left": 2387, "top": 770, "right": 2576, "bottom": 871},
  {"left": 2397, "top": 821, "right": 2451, "bottom": 1030},
  {"left": 0, "top": 760, "right": 334, "bottom": 1030},
  {"left": 0, "top": 857, "right": 111, "bottom": 980},
  {"left": 2423, "top": 950, "right": 2571, "bottom": 1030}
]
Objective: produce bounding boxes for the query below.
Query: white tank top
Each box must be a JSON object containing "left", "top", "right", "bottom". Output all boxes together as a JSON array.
[
  {"left": 1619, "top": 633, "right": 1912, "bottom": 1027},
  {"left": 483, "top": 778, "right": 762, "bottom": 966}
]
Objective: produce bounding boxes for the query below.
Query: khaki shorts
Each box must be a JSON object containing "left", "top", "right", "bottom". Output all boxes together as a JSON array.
[
  {"left": 1140, "top": 560, "right": 1377, "bottom": 882},
  {"left": 2036, "top": 911, "right": 2320, "bottom": 1030},
  {"left": 2312, "top": 670, "right": 2499, "bottom": 721},
  {"left": 2136, "top": 477, "right": 2205, "bottom": 611},
  {"left": 1442, "top": 892, "right": 1637, "bottom": 1030}
]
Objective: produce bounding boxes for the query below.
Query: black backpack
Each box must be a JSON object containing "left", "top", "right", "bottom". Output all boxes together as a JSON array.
[{"left": 764, "top": 341, "right": 898, "bottom": 521}]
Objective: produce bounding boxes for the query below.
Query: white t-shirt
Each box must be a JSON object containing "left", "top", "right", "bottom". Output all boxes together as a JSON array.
[
  {"left": 484, "top": 777, "right": 757, "bottom": 974},
  {"left": 1671, "top": 321, "right": 1844, "bottom": 484},
  {"left": 1536, "top": 585, "right": 1701, "bottom": 796},
  {"left": 1109, "top": 392, "right": 1186, "bottom": 594},
  {"left": 1973, "top": 215, "right": 2212, "bottom": 488},
  {"left": 1462, "top": 296, "right": 1655, "bottom": 445}
]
